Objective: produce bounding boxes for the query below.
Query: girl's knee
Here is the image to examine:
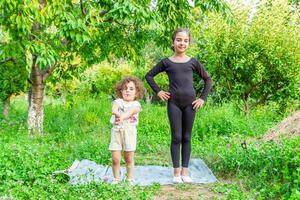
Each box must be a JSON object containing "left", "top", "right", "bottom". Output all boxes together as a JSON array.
[
  {"left": 124, "top": 153, "right": 134, "bottom": 164},
  {"left": 112, "top": 156, "right": 121, "bottom": 165},
  {"left": 182, "top": 135, "right": 191, "bottom": 143},
  {"left": 172, "top": 134, "right": 182, "bottom": 144},
  {"left": 125, "top": 157, "right": 133, "bottom": 164}
]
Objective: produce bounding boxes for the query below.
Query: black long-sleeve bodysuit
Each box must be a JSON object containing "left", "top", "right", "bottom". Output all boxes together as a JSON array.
[{"left": 145, "top": 58, "right": 212, "bottom": 168}]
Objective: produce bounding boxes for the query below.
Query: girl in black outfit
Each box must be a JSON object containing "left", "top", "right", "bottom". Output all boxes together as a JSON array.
[{"left": 145, "top": 28, "right": 212, "bottom": 183}]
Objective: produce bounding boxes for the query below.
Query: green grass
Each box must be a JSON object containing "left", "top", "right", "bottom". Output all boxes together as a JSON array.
[{"left": 0, "top": 95, "right": 299, "bottom": 199}]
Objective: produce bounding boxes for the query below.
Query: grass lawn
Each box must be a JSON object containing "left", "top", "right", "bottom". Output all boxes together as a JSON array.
[{"left": 0, "top": 95, "right": 299, "bottom": 199}]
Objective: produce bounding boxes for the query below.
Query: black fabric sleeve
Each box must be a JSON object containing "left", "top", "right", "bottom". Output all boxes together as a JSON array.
[
  {"left": 145, "top": 59, "right": 166, "bottom": 94},
  {"left": 193, "top": 59, "right": 212, "bottom": 101}
]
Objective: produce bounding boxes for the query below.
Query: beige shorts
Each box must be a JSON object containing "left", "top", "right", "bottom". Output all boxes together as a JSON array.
[{"left": 109, "top": 126, "right": 137, "bottom": 151}]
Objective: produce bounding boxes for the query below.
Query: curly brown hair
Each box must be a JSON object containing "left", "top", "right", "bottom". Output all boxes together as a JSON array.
[{"left": 115, "top": 76, "right": 145, "bottom": 100}]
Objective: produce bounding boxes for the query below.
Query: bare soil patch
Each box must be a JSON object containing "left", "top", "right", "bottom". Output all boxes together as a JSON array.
[
  {"left": 263, "top": 110, "right": 300, "bottom": 141},
  {"left": 152, "top": 183, "right": 223, "bottom": 200}
]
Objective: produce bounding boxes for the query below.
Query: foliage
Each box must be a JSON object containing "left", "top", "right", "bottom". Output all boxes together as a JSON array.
[
  {"left": 210, "top": 137, "right": 300, "bottom": 199},
  {"left": 0, "top": 0, "right": 229, "bottom": 133},
  {"left": 192, "top": 101, "right": 282, "bottom": 140},
  {"left": 0, "top": 28, "right": 27, "bottom": 103},
  {"left": 80, "top": 62, "right": 133, "bottom": 96},
  {"left": 45, "top": 60, "right": 171, "bottom": 103},
  {"left": 196, "top": 0, "right": 300, "bottom": 112},
  {"left": 0, "top": 96, "right": 158, "bottom": 199},
  {"left": 0, "top": 60, "right": 28, "bottom": 102},
  {"left": 1, "top": 0, "right": 299, "bottom": 198},
  {"left": 1, "top": 95, "right": 298, "bottom": 199},
  {"left": 0, "top": 0, "right": 230, "bottom": 78},
  {"left": 153, "top": 0, "right": 230, "bottom": 50}
]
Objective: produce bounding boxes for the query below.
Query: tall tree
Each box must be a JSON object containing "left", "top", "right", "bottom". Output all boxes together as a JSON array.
[
  {"left": 197, "top": 0, "right": 300, "bottom": 114},
  {"left": 0, "top": 0, "right": 229, "bottom": 135}
]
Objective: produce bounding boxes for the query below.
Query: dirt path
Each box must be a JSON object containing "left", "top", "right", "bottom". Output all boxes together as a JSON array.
[{"left": 152, "top": 183, "right": 223, "bottom": 200}]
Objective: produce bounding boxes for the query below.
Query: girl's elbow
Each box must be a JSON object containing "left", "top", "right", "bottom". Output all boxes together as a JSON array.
[
  {"left": 144, "top": 74, "right": 149, "bottom": 81},
  {"left": 145, "top": 74, "right": 153, "bottom": 83},
  {"left": 206, "top": 76, "right": 212, "bottom": 83},
  {"left": 145, "top": 73, "right": 151, "bottom": 80}
]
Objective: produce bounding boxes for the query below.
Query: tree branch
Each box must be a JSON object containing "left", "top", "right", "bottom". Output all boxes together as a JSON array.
[
  {"left": 32, "top": 54, "right": 42, "bottom": 77},
  {"left": 0, "top": 58, "right": 16, "bottom": 64},
  {"left": 99, "top": 9, "right": 131, "bottom": 26},
  {"left": 80, "top": 0, "right": 86, "bottom": 15},
  {"left": 236, "top": 102, "right": 245, "bottom": 113},
  {"left": 102, "top": 18, "right": 131, "bottom": 26},
  {"left": 42, "top": 62, "right": 58, "bottom": 82},
  {"left": 253, "top": 94, "right": 271, "bottom": 107},
  {"left": 39, "top": 0, "right": 47, "bottom": 10},
  {"left": 32, "top": 54, "right": 38, "bottom": 68},
  {"left": 100, "top": 10, "right": 109, "bottom": 16}
]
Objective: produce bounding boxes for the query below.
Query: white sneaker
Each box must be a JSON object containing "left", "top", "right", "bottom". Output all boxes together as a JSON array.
[
  {"left": 173, "top": 176, "right": 183, "bottom": 184},
  {"left": 126, "top": 178, "right": 135, "bottom": 186},
  {"left": 111, "top": 178, "right": 120, "bottom": 184},
  {"left": 181, "top": 176, "right": 193, "bottom": 183}
]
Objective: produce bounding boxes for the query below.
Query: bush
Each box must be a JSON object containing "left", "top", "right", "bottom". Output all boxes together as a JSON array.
[
  {"left": 211, "top": 137, "right": 300, "bottom": 199},
  {"left": 196, "top": 0, "right": 300, "bottom": 113}
]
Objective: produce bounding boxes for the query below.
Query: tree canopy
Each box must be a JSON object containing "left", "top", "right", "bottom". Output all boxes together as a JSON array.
[{"left": 0, "top": 0, "right": 229, "bottom": 133}]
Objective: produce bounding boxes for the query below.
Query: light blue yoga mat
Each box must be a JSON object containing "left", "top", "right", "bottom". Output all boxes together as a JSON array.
[{"left": 54, "top": 159, "right": 217, "bottom": 186}]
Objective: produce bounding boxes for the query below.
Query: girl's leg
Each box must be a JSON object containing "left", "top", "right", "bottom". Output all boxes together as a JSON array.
[
  {"left": 112, "top": 151, "right": 121, "bottom": 179},
  {"left": 173, "top": 168, "right": 181, "bottom": 177},
  {"left": 167, "top": 101, "right": 182, "bottom": 175},
  {"left": 181, "top": 167, "right": 189, "bottom": 176},
  {"left": 181, "top": 105, "right": 196, "bottom": 172},
  {"left": 124, "top": 151, "right": 134, "bottom": 179}
]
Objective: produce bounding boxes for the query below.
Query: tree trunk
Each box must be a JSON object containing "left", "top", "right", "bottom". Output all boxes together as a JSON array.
[
  {"left": 27, "top": 0, "right": 52, "bottom": 136},
  {"left": 28, "top": 56, "right": 44, "bottom": 135},
  {"left": 243, "top": 102, "right": 250, "bottom": 117},
  {"left": 236, "top": 99, "right": 251, "bottom": 117},
  {"left": 3, "top": 95, "right": 11, "bottom": 118}
]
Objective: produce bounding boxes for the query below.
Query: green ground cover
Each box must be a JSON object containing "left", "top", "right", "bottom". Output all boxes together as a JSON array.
[{"left": 0, "top": 95, "right": 299, "bottom": 199}]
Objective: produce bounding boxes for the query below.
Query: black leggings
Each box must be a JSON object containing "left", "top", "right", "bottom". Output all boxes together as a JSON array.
[{"left": 167, "top": 101, "right": 196, "bottom": 168}]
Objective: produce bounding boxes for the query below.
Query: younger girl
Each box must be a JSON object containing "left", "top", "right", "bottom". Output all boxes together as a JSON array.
[
  {"left": 109, "top": 76, "right": 144, "bottom": 185},
  {"left": 145, "top": 28, "right": 212, "bottom": 183}
]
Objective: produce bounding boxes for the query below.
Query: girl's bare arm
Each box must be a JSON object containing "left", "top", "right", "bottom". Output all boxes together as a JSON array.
[
  {"left": 112, "top": 103, "right": 121, "bottom": 118},
  {"left": 119, "top": 107, "right": 141, "bottom": 121}
]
